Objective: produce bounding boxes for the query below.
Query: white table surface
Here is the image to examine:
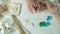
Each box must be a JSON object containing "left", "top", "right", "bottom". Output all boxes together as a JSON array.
[
  {"left": 17, "top": 0, "right": 60, "bottom": 34},
  {"left": 0, "top": 0, "right": 60, "bottom": 34}
]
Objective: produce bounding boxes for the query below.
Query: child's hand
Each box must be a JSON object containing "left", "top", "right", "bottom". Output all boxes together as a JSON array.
[
  {"left": 42, "top": 1, "right": 58, "bottom": 14},
  {"left": 26, "top": 0, "right": 33, "bottom": 13},
  {"left": 26, "top": 0, "right": 58, "bottom": 14},
  {"left": 26, "top": 0, "right": 42, "bottom": 13}
]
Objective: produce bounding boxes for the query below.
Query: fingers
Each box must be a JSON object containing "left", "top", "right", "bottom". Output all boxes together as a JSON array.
[
  {"left": 26, "top": 0, "right": 42, "bottom": 13},
  {"left": 26, "top": 0, "right": 58, "bottom": 14},
  {"left": 41, "top": 1, "right": 52, "bottom": 10},
  {"left": 26, "top": 0, "right": 33, "bottom": 12},
  {"left": 41, "top": 0, "right": 58, "bottom": 14}
]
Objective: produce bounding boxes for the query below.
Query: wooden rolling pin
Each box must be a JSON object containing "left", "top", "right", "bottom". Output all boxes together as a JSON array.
[{"left": 12, "top": 15, "right": 31, "bottom": 34}]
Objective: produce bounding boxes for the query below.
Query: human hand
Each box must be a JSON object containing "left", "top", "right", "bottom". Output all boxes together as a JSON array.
[
  {"left": 42, "top": 1, "right": 58, "bottom": 14},
  {"left": 26, "top": 0, "right": 42, "bottom": 13}
]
